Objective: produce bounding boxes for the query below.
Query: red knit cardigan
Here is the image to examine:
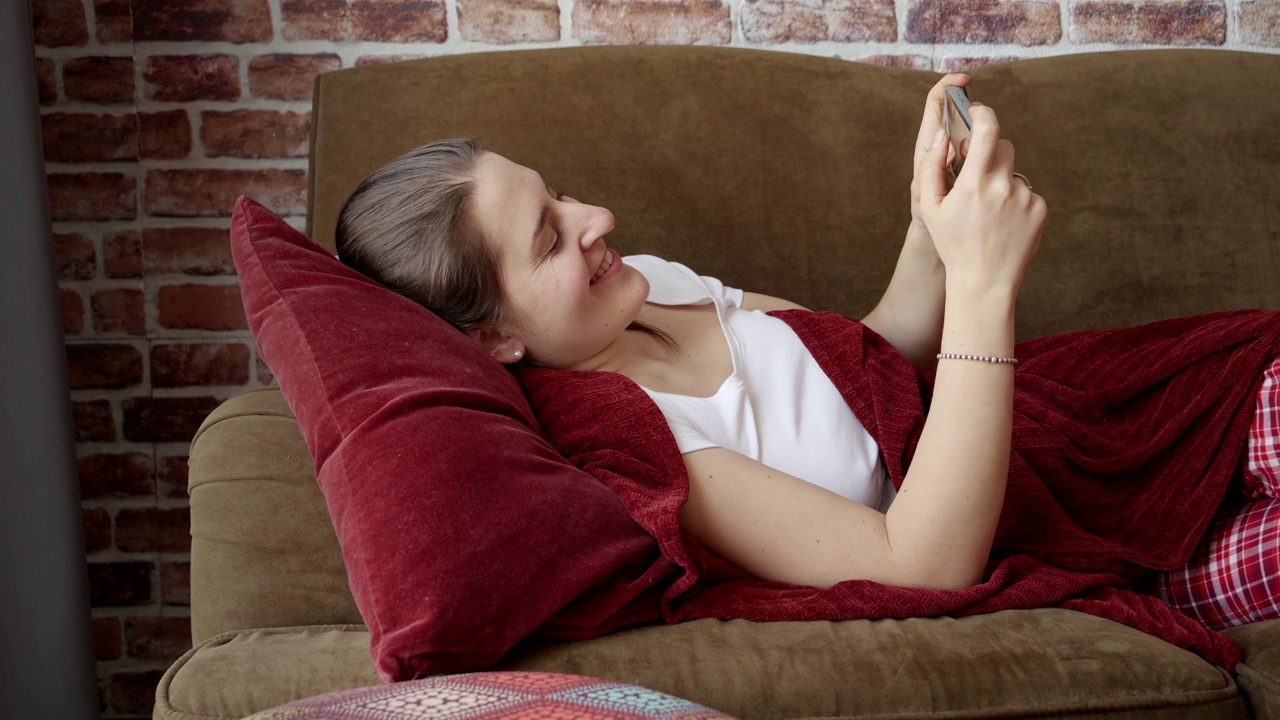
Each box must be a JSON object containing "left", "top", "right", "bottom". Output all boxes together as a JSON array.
[{"left": 520, "top": 309, "right": 1280, "bottom": 670}]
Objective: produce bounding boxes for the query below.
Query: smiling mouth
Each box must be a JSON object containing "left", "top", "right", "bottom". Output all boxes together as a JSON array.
[{"left": 590, "top": 249, "right": 615, "bottom": 285}]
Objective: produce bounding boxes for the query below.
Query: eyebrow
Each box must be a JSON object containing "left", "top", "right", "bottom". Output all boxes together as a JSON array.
[{"left": 527, "top": 172, "right": 557, "bottom": 257}]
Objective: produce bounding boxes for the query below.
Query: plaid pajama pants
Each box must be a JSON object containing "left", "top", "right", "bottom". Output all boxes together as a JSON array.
[{"left": 1154, "top": 358, "right": 1280, "bottom": 630}]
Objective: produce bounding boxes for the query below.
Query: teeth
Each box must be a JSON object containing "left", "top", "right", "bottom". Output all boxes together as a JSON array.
[{"left": 591, "top": 250, "right": 613, "bottom": 283}]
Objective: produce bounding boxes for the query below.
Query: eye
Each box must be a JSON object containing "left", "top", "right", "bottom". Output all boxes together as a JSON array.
[{"left": 547, "top": 192, "right": 568, "bottom": 252}]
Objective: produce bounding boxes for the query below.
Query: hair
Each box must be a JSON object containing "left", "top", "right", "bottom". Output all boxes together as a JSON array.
[
  {"left": 335, "top": 137, "right": 675, "bottom": 358},
  {"left": 335, "top": 137, "right": 503, "bottom": 335}
]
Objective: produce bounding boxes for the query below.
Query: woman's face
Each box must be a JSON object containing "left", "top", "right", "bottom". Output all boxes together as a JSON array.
[{"left": 469, "top": 151, "right": 649, "bottom": 370}]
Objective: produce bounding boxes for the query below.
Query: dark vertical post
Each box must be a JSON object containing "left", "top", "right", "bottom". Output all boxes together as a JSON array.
[{"left": 0, "top": 2, "right": 101, "bottom": 718}]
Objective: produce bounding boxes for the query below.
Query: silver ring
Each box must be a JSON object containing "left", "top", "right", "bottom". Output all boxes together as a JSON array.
[{"left": 1012, "top": 172, "right": 1032, "bottom": 190}]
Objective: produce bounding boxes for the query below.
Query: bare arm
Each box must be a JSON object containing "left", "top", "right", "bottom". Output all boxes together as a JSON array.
[
  {"left": 861, "top": 74, "right": 972, "bottom": 371},
  {"left": 860, "top": 228, "right": 945, "bottom": 369},
  {"left": 681, "top": 446, "right": 994, "bottom": 590},
  {"left": 679, "top": 105, "right": 1046, "bottom": 591}
]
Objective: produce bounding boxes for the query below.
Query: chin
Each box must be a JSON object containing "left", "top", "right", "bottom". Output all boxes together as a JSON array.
[{"left": 618, "top": 264, "right": 650, "bottom": 308}]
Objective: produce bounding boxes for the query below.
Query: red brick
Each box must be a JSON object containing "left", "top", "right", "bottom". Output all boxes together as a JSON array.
[
  {"left": 281, "top": 0, "right": 347, "bottom": 40},
  {"left": 108, "top": 669, "right": 164, "bottom": 716},
  {"left": 41, "top": 113, "right": 138, "bottom": 163},
  {"left": 282, "top": 0, "right": 448, "bottom": 42},
  {"left": 66, "top": 343, "right": 143, "bottom": 388},
  {"left": 458, "top": 0, "right": 560, "bottom": 43},
  {"left": 63, "top": 56, "right": 136, "bottom": 104},
  {"left": 116, "top": 507, "right": 191, "bottom": 553},
  {"left": 1239, "top": 0, "right": 1280, "bottom": 46},
  {"left": 248, "top": 54, "right": 342, "bottom": 100},
  {"left": 61, "top": 288, "right": 85, "bottom": 335},
  {"left": 145, "top": 168, "right": 307, "bottom": 217},
  {"left": 125, "top": 616, "right": 192, "bottom": 661},
  {"left": 139, "top": 110, "right": 193, "bottom": 160},
  {"left": 104, "top": 231, "right": 141, "bottom": 278},
  {"left": 36, "top": 58, "right": 58, "bottom": 105},
  {"left": 72, "top": 399, "right": 115, "bottom": 441},
  {"left": 908, "top": 0, "right": 1062, "bottom": 45},
  {"left": 91, "top": 287, "right": 146, "bottom": 334},
  {"left": 939, "top": 55, "right": 1022, "bottom": 72},
  {"left": 161, "top": 562, "right": 191, "bottom": 605},
  {"left": 87, "top": 561, "right": 154, "bottom": 607},
  {"left": 143, "top": 55, "right": 241, "bottom": 102},
  {"left": 79, "top": 453, "right": 155, "bottom": 498},
  {"left": 159, "top": 456, "right": 190, "bottom": 499},
  {"left": 1070, "top": 0, "right": 1225, "bottom": 44},
  {"left": 157, "top": 284, "right": 247, "bottom": 330},
  {"left": 94, "top": 0, "right": 134, "bottom": 44},
  {"left": 742, "top": 0, "right": 896, "bottom": 42},
  {"left": 143, "top": 227, "right": 236, "bottom": 276},
  {"left": 92, "top": 616, "right": 122, "bottom": 661},
  {"left": 32, "top": 0, "right": 90, "bottom": 47},
  {"left": 55, "top": 232, "right": 96, "bottom": 280},
  {"left": 573, "top": 0, "right": 732, "bottom": 44},
  {"left": 201, "top": 110, "right": 311, "bottom": 159},
  {"left": 152, "top": 343, "right": 250, "bottom": 387},
  {"left": 123, "top": 396, "right": 222, "bottom": 442},
  {"left": 83, "top": 507, "right": 112, "bottom": 554},
  {"left": 47, "top": 172, "right": 137, "bottom": 222},
  {"left": 134, "top": 0, "right": 273, "bottom": 43}
]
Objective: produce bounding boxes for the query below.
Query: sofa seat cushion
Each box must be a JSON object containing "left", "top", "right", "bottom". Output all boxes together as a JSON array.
[
  {"left": 242, "top": 672, "right": 732, "bottom": 719},
  {"left": 155, "top": 610, "right": 1249, "bottom": 720},
  {"left": 1225, "top": 619, "right": 1280, "bottom": 719}
]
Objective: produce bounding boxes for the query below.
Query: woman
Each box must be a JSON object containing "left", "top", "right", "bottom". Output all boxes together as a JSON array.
[{"left": 335, "top": 75, "right": 1278, "bottom": 631}]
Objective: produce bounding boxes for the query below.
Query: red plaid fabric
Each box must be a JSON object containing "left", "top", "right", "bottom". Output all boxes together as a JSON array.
[
  {"left": 1156, "top": 358, "right": 1280, "bottom": 629},
  {"left": 1241, "top": 357, "right": 1280, "bottom": 500},
  {"left": 1156, "top": 499, "right": 1280, "bottom": 630}
]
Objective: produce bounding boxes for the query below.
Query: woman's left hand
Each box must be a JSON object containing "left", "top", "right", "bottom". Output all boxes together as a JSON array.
[{"left": 909, "top": 74, "right": 971, "bottom": 236}]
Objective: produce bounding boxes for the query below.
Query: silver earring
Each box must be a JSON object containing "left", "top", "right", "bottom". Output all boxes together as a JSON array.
[{"left": 512, "top": 350, "right": 523, "bottom": 360}]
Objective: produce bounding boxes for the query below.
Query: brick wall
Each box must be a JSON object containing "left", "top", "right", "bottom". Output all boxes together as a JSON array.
[{"left": 30, "top": 0, "right": 1279, "bottom": 717}]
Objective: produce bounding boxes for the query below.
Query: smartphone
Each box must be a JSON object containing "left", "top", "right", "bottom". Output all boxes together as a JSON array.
[{"left": 943, "top": 85, "right": 973, "bottom": 182}]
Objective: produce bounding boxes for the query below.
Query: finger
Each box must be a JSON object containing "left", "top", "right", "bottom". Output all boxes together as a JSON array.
[
  {"left": 914, "top": 74, "right": 971, "bottom": 162},
  {"left": 962, "top": 103, "right": 1001, "bottom": 175},
  {"left": 992, "top": 138, "right": 1016, "bottom": 175},
  {"left": 918, "top": 129, "right": 952, "bottom": 209}
]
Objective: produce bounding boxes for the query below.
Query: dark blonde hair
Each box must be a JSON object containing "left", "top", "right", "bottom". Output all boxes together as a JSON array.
[
  {"left": 336, "top": 138, "right": 675, "bottom": 355},
  {"left": 335, "top": 138, "right": 504, "bottom": 334}
]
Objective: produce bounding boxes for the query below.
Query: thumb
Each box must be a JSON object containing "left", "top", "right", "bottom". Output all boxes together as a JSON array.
[{"left": 918, "top": 129, "right": 951, "bottom": 211}]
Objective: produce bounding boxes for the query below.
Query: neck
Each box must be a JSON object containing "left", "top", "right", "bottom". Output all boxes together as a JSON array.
[{"left": 570, "top": 319, "right": 674, "bottom": 377}]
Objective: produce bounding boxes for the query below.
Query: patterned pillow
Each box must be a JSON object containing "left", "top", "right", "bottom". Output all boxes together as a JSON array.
[{"left": 243, "top": 671, "right": 734, "bottom": 719}]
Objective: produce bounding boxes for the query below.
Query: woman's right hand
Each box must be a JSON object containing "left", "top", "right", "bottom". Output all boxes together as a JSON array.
[{"left": 916, "top": 104, "right": 1047, "bottom": 300}]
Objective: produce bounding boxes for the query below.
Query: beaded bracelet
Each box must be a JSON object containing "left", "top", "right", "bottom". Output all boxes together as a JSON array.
[{"left": 936, "top": 352, "right": 1018, "bottom": 365}]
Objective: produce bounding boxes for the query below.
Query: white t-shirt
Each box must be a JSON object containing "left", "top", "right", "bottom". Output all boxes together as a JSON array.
[{"left": 628, "top": 255, "right": 896, "bottom": 512}]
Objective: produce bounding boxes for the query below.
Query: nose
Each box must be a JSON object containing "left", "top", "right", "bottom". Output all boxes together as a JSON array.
[{"left": 572, "top": 203, "right": 615, "bottom": 251}]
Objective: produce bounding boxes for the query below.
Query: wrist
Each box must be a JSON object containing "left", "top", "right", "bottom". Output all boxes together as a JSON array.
[
  {"left": 905, "top": 222, "right": 942, "bottom": 260},
  {"left": 941, "top": 287, "right": 1017, "bottom": 354}
]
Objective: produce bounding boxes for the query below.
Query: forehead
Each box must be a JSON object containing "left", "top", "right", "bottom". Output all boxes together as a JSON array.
[{"left": 471, "top": 152, "right": 544, "bottom": 255}]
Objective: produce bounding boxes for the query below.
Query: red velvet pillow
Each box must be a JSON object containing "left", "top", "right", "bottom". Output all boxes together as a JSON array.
[{"left": 229, "top": 196, "right": 671, "bottom": 682}]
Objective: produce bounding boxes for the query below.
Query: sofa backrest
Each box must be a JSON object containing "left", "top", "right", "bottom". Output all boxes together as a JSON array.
[{"left": 307, "top": 46, "right": 1280, "bottom": 339}]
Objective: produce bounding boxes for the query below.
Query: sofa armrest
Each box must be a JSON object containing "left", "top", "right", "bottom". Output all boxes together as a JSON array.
[
  {"left": 188, "top": 387, "right": 362, "bottom": 644},
  {"left": 155, "top": 625, "right": 378, "bottom": 720}
]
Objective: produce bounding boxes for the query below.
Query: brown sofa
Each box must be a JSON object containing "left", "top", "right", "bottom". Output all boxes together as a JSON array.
[{"left": 155, "top": 47, "right": 1280, "bottom": 720}]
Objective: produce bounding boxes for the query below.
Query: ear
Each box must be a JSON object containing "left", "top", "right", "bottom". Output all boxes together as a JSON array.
[{"left": 470, "top": 327, "right": 527, "bottom": 365}]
